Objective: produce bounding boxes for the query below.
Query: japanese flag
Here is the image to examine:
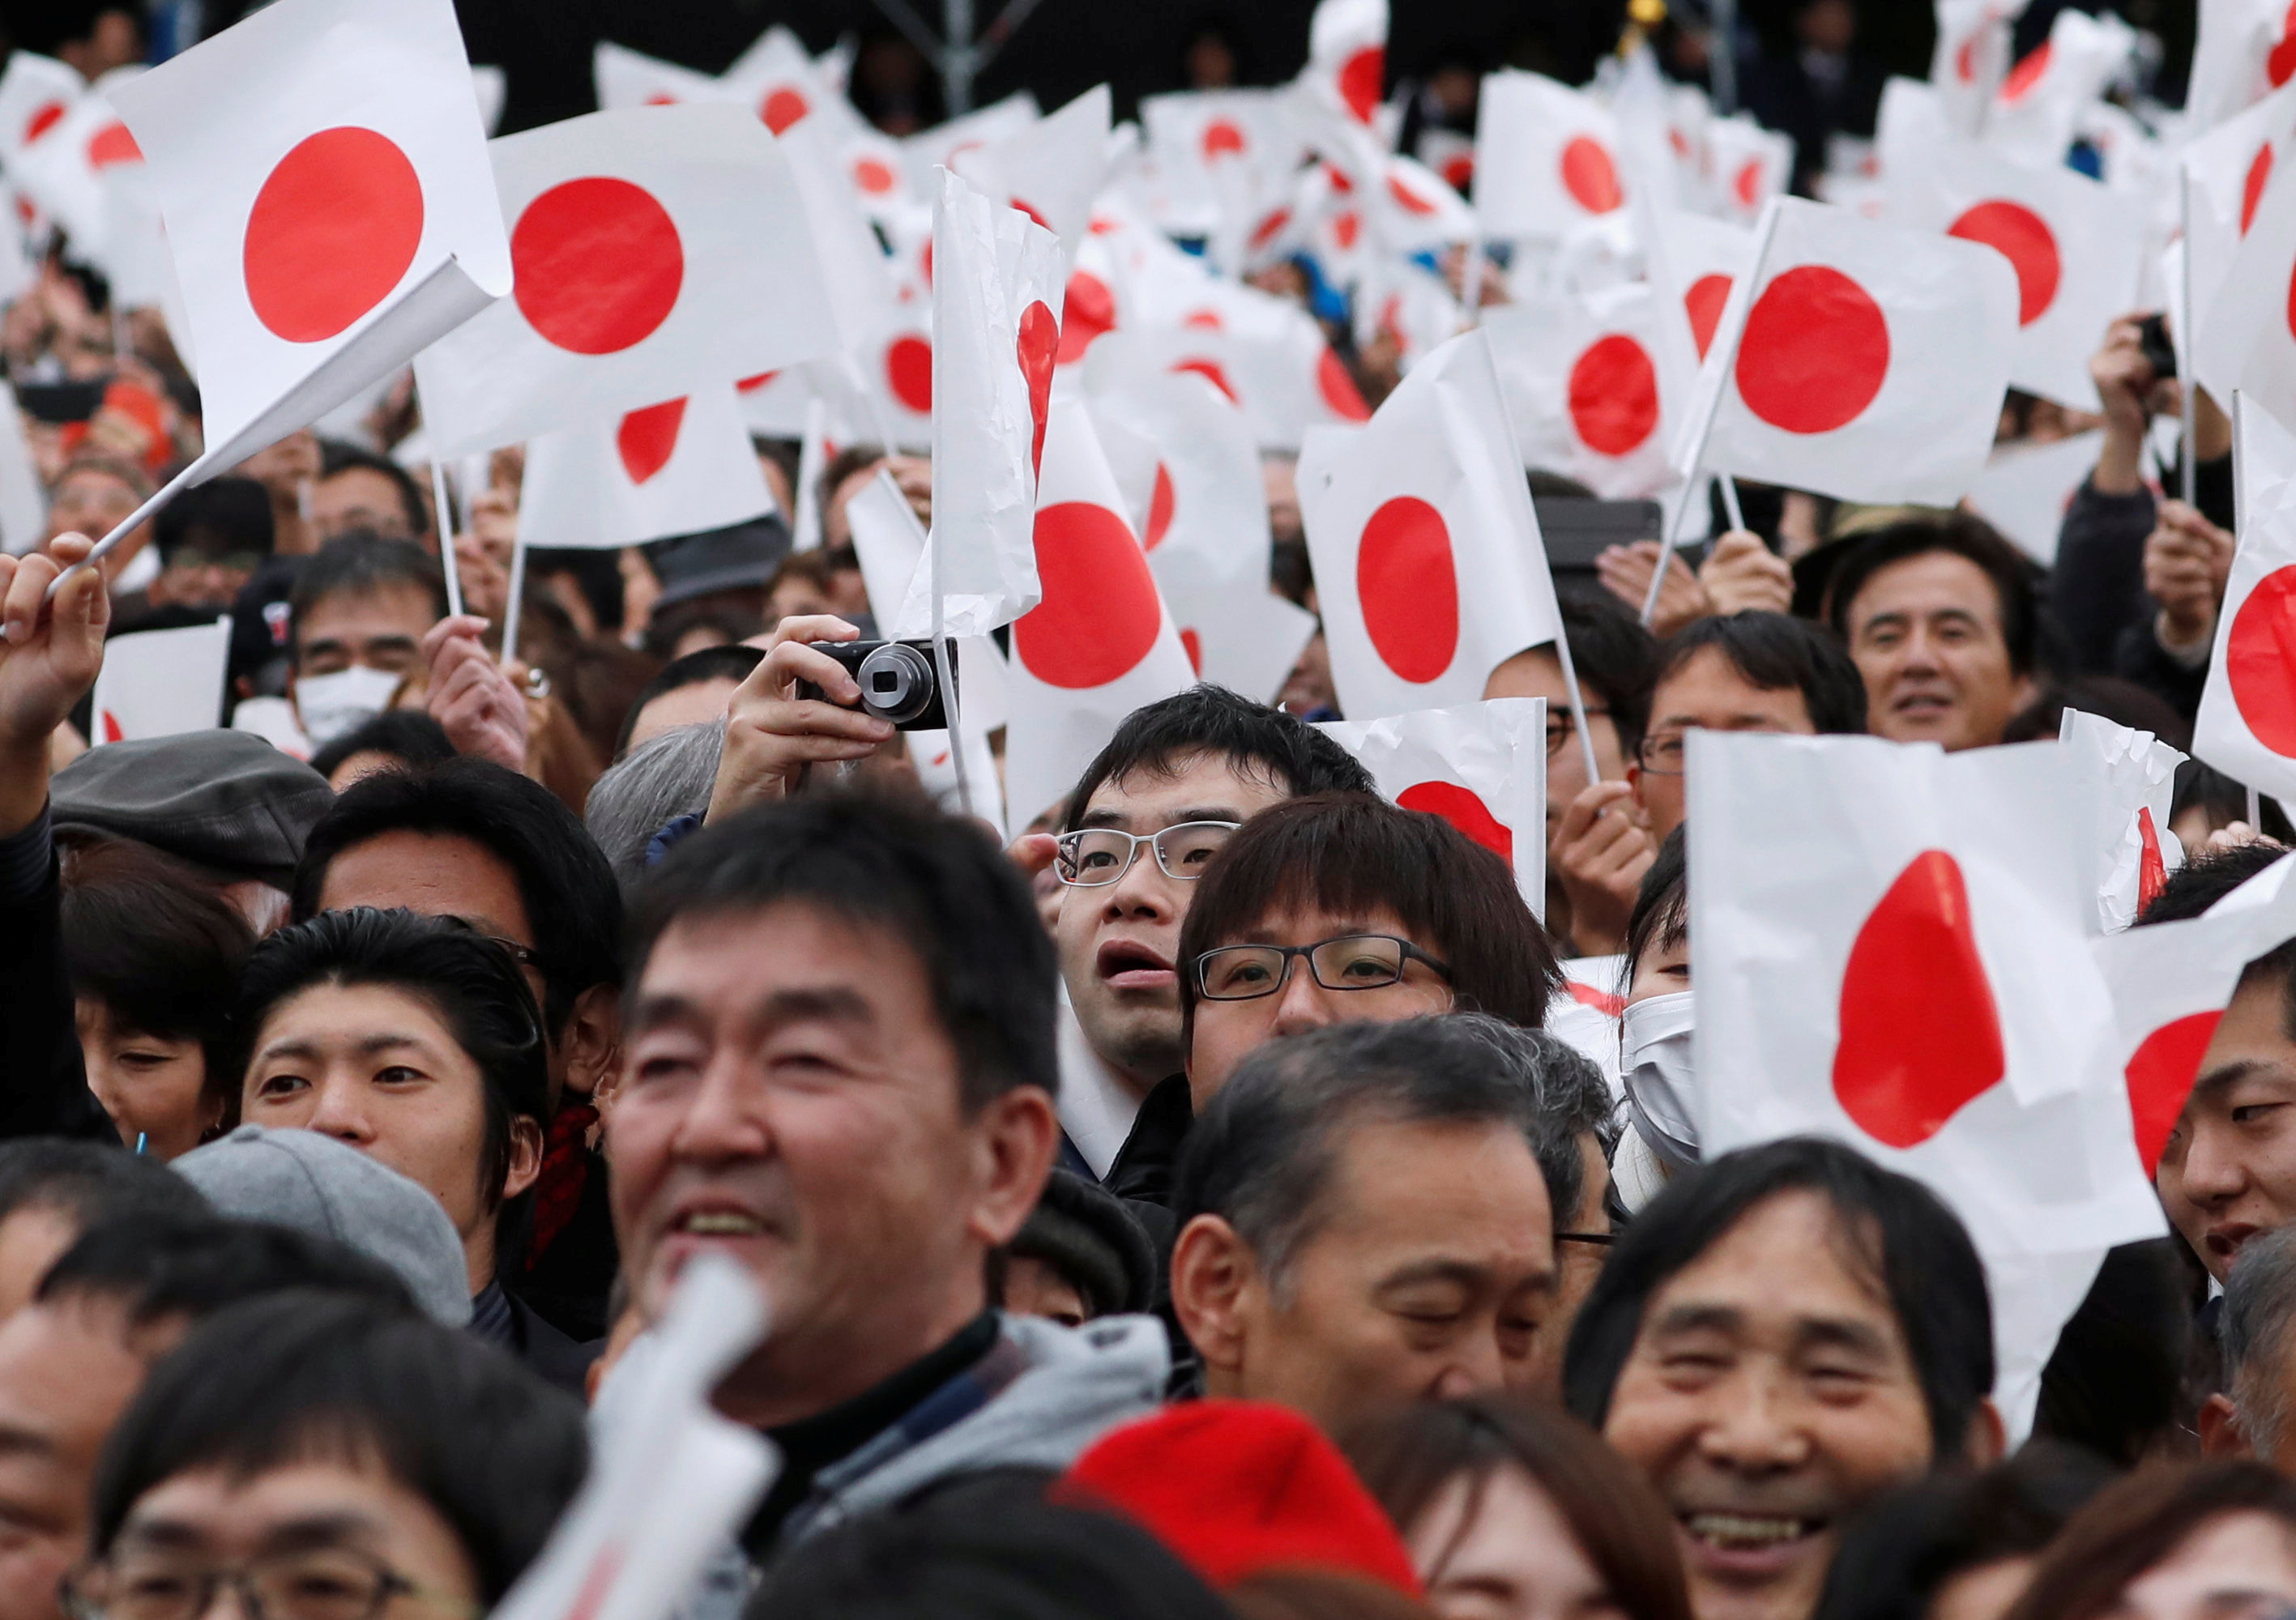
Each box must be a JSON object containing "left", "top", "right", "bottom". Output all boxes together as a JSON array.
[
  {"left": 952, "top": 85, "right": 1111, "bottom": 261},
  {"left": 1703, "top": 115, "right": 1793, "bottom": 226},
  {"left": 9, "top": 88, "right": 143, "bottom": 265},
  {"left": 1642, "top": 207, "right": 1756, "bottom": 370},
  {"left": 1964, "top": 428, "right": 2106, "bottom": 565},
  {"left": 1001, "top": 398, "right": 1197, "bottom": 825},
  {"left": 514, "top": 385, "right": 773, "bottom": 550},
  {"left": 2183, "top": 79, "right": 2296, "bottom": 331},
  {"left": 0, "top": 51, "right": 82, "bottom": 161},
  {"left": 1483, "top": 284, "right": 1684, "bottom": 501},
  {"left": 2195, "top": 100, "right": 2296, "bottom": 427},
  {"left": 89, "top": 618, "right": 230, "bottom": 744},
  {"left": 1320, "top": 698, "right": 1547, "bottom": 916},
  {"left": 1103, "top": 283, "right": 1371, "bottom": 451},
  {"left": 106, "top": 0, "right": 511, "bottom": 475},
  {"left": 1474, "top": 72, "right": 1626, "bottom": 241},
  {"left": 1685, "top": 198, "right": 2017, "bottom": 506},
  {"left": 721, "top": 24, "right": 843, "bottom": 138},
  {"left": 2059, "top": 708, "right": 2186, "bottom": 935},
  {"left": 591, "top": 42, "right": 719, "bottom": 111},
  {"left": 1304, "top": 0, "right": 1389, "bottom": 128},
  {"left": 1987, "top": 8, "right": 2137, "bottom": 167},
  {"left": 1930, "top": 0, "right": 2025, "bottom": 134},
  {"left": 413, "top": 104, "right": 834, "bottom": 456},
  {"left": 1690, "top": 729, "right": 2168, "bottom": 1436},
  {"left": 1300, "top": 329, "right": 1565, "bottom": 722},
  {"left": 1887, "top": 137, "right": 2144, "bottom": 411},
  {"left": 1371, "top": 154, "right": 1477, "bottom": 252},
  {"left": 2197, "top": 396, "right": 2296, "bottom": 801},
  {"left": 2188, "top": 0, "right": 2296, "bottom": 133}
]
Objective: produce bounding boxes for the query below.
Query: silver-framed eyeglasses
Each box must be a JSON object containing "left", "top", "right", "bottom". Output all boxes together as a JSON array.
[
  {"left": 1194, "top": 934, "right": 1453, "bottom": 1001},
  {"left": 62, "top": 1545, "right": 480, "bottom": 1620},
  {"left": 1054, "top": 821, "right": 1241, "bottom": 887}
]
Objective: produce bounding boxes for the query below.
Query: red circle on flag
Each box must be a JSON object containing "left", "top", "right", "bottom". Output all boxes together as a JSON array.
[
  {"left": 886, "top": 334, "right": 932, "bottom": 414},
  {"left": 1339, "top": 46, "right": 1385, "bottom": 122},
  {"left": 1333, "top": 211, "right": 1362, "bottom": 249},
  {"left": 511, "top": 176, "right": 683, "bottom": 355},
  {"left": 1443, "top": 152, "right": 1474, "bottom": 190},
  {"left": 1184, "top": 309, "right": 1224, "bottom": 330},
  {"left": 87, "top": 122, "right": 140, "bottom": 168},
  {"left": 855, "top": 156, "right": 897, "bottom": 194},
  {"left": 23, "top": 100, "right": 64, "bottom": 145},
  {"left": 1356, "top": 496, "right": 1458, "bottom": 684},
  {"left": 1733, "top": 158, "right": 1763, "bottom": 208},
  {"left": 1954, "top": 36, "right": 1978, "bottom": 83},
  {"left": 1387, "top": 174, "right": 1436, "bottom": 215},
  {"left": 1318, "top": 348, "right": 1372, "bottom": 420},
  {"left": 1016, "top": 502, "right": 1163, "bottom": 688},
  {"left": 2273, "top": 4, "right": 2296, "bottom": 87},
  {"left": 1685, "top": 273, "right": 1732, "bottom": 359},
  {"left": 1251, "top": 208, "right": 1292, "bottom": 250},
  {"left": 1398, "top": 781, "right": 1512, "bottom": 865},
  {"left": 1014, "top": 198, "right": 1052, "bottom": 231},
  {"left": 242, "top": 127, "right": 425, "bottom": 345},
  {"left": 1145, "top": 464, "right": 1175, "bottom": 548},
  {"left": 1203, "top": 119, "right": 1246, "bottom": 160},
  {"left": 2002, "top": 40, "right": 2052, "bottom": 100},
  {"left": 1948, "top": 199, "right": 2060, "bottom": 326},
  {"left": 1326, "top": 164, "right": 1355, "bottom": 194},
  {"left": 1180, "top": 627, "right": 1203, "bottom": 672},
  {"left": 1059, "top": 270, "right": 1115, "bottom": 364},
  {"left": 2247, "top": 144, "right": 2274, "bottom": 236},
  {"left": 2126, "top": 1011, "right": 2224, "bottom": 1172},
  {"left": 761, "top": 87, "right": 809, "bottom": 134},
  {"left": 2228, "top": 564, "right": 2296, "bottom": 755},
  {"left": 1560, "top": 136, "right": 1623, "bottom": 214},
  {"left": 617, "top": 397, "right": 685, "bottom": 484},
  {"left": 737, "top": 370, "right": 778, "bottom": 392},
  {"left": 1568, "top": 335, "right": 1660, "bottom": 457},
  {"left": 1174, "top": 357, "right": 1238, "bottom": 403},
  {"left": 1735, "top": 265, "right": 1889, "bottom": 435},
  {"left": 1017, "top": 301, "right": 1058, "bottom": 475}
]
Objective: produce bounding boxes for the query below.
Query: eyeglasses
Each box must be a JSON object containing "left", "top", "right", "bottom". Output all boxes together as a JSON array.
[
  {"left": 62, "top": 1546, "right": 480, "bottom": 1620},
  {"left": 1635, "top": 733, "right": 1687, "bottom": 776},
  {"left": 1055, "top": 821, "right": 1241, "bottom": 887},
  {"left": 1544, "top": 708, "right": 1612, "bottom": 761},
  {"left": 1194, "top": 934, "right": 1453, "bottom": 1001},
  {"left": 1556, "top": 1231, "right": 1617, "bottom": 1247},
  {"left": 479, "top": 935, "right": 544, "bottom": 972}
]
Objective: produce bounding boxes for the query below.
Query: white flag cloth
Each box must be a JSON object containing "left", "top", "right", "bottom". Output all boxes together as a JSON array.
[
  {"left": 951, "top": 84, "right": 1111, "bottom": 261},
  {"left": 2059, "top": 707, "right": 2186, "bottom": 935},
  {"left": 89, "top": 618, "right": 230, "bottom": 743},
  {"left": 106, "top": 0, "right": 510, "bottom": 475},
  {"left": 412, "top": 104, "right": 834, "bottom": 456},
  {"left": 1474, "top": 71, "right": 1627, "bottom": 241},
  {"left": 591, "top": 41, "right": 719, "bottom": 111},
  {"left": 515, "top": 385, "right": 772, "bottom": 550},
  {"left": 1094, "top": 287, "right": 1371, "bottom": 452},
  {"left": 1987, "top": 8, "right": 2138, "bottom": 166},
  {"left": 890, "top": 168, "right": 1064, "bottom": 641},
  {"left": 2196, "top": 107, "right": 2296, "bottom": 428},
  {"left": 8, "top": 87, "right": 142, "bottom": 264},
  {"left": 1703, "top": 114, "right": 1793, "bottom": 226},
  {"left": 899, "top": 93, "right": 1040, "bottom": 194},
  {"left": 1371, "top": 153, "right": 1478, "bottom": 253},
  {"left": 1930, "top": 0, "right": 2026, "bottom": 134},
  {"left": 1964, "top": 428, "right": 2105, "bottom": 565},
  {"left": 2197, "top": 396, "right": 2296, "bottom": 800},
  {"left": 1641, "top": 207, "right": 1756, "bottom": 372},
  {"left": 1483, "top": 284, "right": 1685, "bottom": 500},
  {"left": 1001, "top": 397, "right": 1197, "bottom": 825},
  {"left": 0, "top": 382, "right": 43, "bottom": 554},
  {"left": 0, "top": 51, "right": 82, "bottom": 161},
  {"left": 1321, "top": 698, "right": 1548, "bottom": 916},
  {"left": 1684, "top": 198, "right": 2018, "bottom": 506},
  {"left": 1886, "top": 138, "right": 2143, "bottom": 411},
  {"left": 2188, "top": 0, "right": 2296, "bottom": 133},
  {"left": 1300, "top": 330, "right": 1565, "bottom": 721},
  {"left": 1303, "top": 0, "right": 1389, "bottom": 127},
  {"left": 1689, "top": 730, "right": 2168, "bottom": 1438},
  {"left": 2183, "top": 79, "right": 2296, "bottom": 337}
]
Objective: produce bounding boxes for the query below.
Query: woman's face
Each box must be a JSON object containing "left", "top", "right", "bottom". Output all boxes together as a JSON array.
[
  {"left": 1406, "top": 1464, "right": 1624, "bottom": 1620},
  {"left": 1624, "top": 929, "right": 1689, "bottom": 1008},
  {"left": 2111, "top": 1511, "right": 2296, "bottom": 1620},
  {"left": 74, "top": 1000, "right": 220, "bottom": 1162}
]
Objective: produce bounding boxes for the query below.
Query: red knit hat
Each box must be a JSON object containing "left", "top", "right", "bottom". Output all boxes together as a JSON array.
[{"left": 1057, "top": 1400, "right": 1423, "bottom": 1596}]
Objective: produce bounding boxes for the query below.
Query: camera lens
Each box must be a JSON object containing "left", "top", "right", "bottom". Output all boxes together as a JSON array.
[{"left": 854, "top": 644, "right": 936, "bottom": 725}]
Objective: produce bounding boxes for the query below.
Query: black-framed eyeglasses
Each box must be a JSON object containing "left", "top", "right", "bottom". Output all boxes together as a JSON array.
[
  {"left": 480, "top": 935, "right": 544, "bottom": 972},
  {"left": 1635, "top": 733, "right": 1687, "bottom": 776},
  {"left": 1055, "top": 821, "right": 1241, "bottom": 887},
  {"left": 1556, "top": 1231, "right": 1616, "bottom": 1247},
  {"left": 1545, "top": 707, "right": 1611, "bottom": 760},
  {"left": 1194, "top": 934, "right": 1453, "bottom": 1001},
  {"left": 62, "top": 1545, "right": 480, "bottom": 1620}
]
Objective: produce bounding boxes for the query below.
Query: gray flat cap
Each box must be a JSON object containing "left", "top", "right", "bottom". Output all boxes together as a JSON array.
[{"left": 53, "top": 731, "right": 332, "bottom": 890}]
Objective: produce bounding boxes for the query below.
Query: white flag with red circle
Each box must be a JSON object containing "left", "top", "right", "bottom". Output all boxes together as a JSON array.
[
  {"left": 105, "top": 0, "right": 511, "bottom": 475},
  {"left": 0, "top": 51, "right": 82, "bottom": 161},
  {"left": 1886, "top": 136, "right": 2143, "bottom": 411},
  {"left": 2059, "top": 708, "right": 2186, "bottom": 936},
  {"left": 1474, "top": 72, "right": 1626, "bottom": 241},
  {"left": 1099, "top": 282, "right": 1372, "bottom": 452},
  {"left": 1690, "top": 728, "right": 2168, "bottom": 1437},
  {"left": 2188, "top": 0, "right": 2296, "bottom": 133},
  {"left": 1987, "top": 7, "right": 2137, "bottom": 166},
  {"left": 2184, "top": 79, "right": 2296, "bottom": 335},
  {"left": 1001, "top": 396, "right": 1197, "bottom": 825},
  {"left": 1300, "top": 329, "right": 1565, "bottom": 723},
  {"left": 592, "top": 42, "right": 718, "bottom": 111},
  {"left": 1303, "top": 0, "right": 1388, "bottom": 129},
  {"left": 951, "top": 84, "right": 1110, "bottom": 261},
  {"left": 1702, "top": 115, "right": 1792, "bottom": 226},
  {"left": 2197, "top": 396, "right": 2296, "bottom": 801},
  {"left": 8, "top": 87, "right": 143, "bottom": 266},
  {"left": 1371, "top": 153, "right": 1476, "bottom": 252},
  {"left": 1320, "top": 698, "right": 1547, "bottom": 916},
  {"left": 719, "top": 25, "right": 843, "bottom": 138},
  {"left": 1685, "top": 197, "right": 2017, "bottom": 505},
  {"left": 2193, "top": 92, "right": 2296, "bottom": 424},
  {"left": 515, "top": 385, "right": 773, "bottom": 550},
  {"left": 1929, "top": 0, "right": 2025, "bottom": 134},
  {"left": 413, "top": 104, "right": 834, "bottom": 456},
  {"left": 900, "top": 93, "right": 1040, "bottom": 194},
  {"left": 89, "top": 617, "right": 231, "bottom": 744},
  {"left": 1483, "top": 284, "right": 1684, "bottom": 501},
  {"left": 1642, "top": 207, "right": 1756, "bottom": 375}
]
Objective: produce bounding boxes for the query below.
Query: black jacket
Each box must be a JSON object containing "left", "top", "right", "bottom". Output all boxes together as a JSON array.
[{"left": 0, "top": 808, "right": 127, "bottom": 1145}]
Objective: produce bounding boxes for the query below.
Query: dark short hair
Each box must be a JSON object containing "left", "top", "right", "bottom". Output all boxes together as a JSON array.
[
  {"left": 1563, "top": 1136, "right": 1995, "bottom": 1459},
  {"left": 1622, "top": 825, "right": 1688, "bottom": 990},
  {"left": 152, "top": 475, "right": 272, "bottom": 565},
  {"left": 2136, "top": 845, "right": 2296, "bottom": 1040},
  {"left": 60, "top": 834, "right": 255, "bottom": 1102},
  {"left": 1176, "top": 794, "right": 1560, "bottom": 1041},
  {"left": 1823, "top": 513, "right": 2042, "bottom": 678},
  {"left": 227, "top": 909, "right": 549, "bottom": 1217},
  {"left": 1346, "top": 1397, "right": 1692, "bottom": 1620},
  {"left": 293, "top": 757, "right": 624, "bottom": 1039},
  {"left": 1173, "top": 1017, "right": 1554, "bottom": 1292},
  {"left": 1556, "top": 586, "right": 1661, "bottom": 757},
  {"left": 1060, "top": 686, "right": 1373, "bottom": 832},
  {"left": 1652, "top": 611, "right": 1867, "bottom": 735},
  {"left": 612, "top": 642, "right": 762, "bottom": 759},
  {"left": 317, "top": 440, "right": 429, "bottom": 539},
  {"left": 37, "top": 1212, "right": 415, "bottom": 1326},
  {"left": 2002, "top": 1462, "right": 2296, "bottom": 1620},
  {"left": 628, "top": 793, "right": 1059, "bottom": 1113},
  {"left": 638, "top": 601, "right": 766, "bottom": 665},
  {"left": 288, "top": 533, "right": 447, "bottom": 654},
  {"left": 89, "top": 1292, "right": 587, "bottom": 1605},
  {"left": 0, "top": 1141, "right": 210, "bottom": 1234},
  {"left": 307, "top": 709, "right": 456, "bottom": 782}
]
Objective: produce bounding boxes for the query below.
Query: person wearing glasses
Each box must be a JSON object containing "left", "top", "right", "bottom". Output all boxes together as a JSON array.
[{"left": 1174, "top": 793, "right": 1560, "bottom": 1113}]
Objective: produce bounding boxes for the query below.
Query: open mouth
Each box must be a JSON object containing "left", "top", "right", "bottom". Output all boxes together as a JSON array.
[
  {"left": 1678, "top": 1511, "right": 1826, "bottom": 1575},
  {"left": 1096, "top": 940, "right": 1175, "bottom": 992},
  {"left": 668, "top": 1207, "right": 768, "bottom": 1238}
]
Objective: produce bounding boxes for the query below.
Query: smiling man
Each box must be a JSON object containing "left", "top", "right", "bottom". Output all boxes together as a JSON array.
[
  {"left": 1565, "top": 1137, "right": 2002, "bottom": 1620},
  {"left": 1824, "top": 516, "right": 2040, "bottom": 753}
]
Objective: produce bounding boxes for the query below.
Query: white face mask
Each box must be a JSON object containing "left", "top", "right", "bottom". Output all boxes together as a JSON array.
[
  {"left": 294, "top": 664, "right": 406, "bottom": 749},
  {"left": 1620, "top": 990, "right": 1699, "bottom": 1170}
]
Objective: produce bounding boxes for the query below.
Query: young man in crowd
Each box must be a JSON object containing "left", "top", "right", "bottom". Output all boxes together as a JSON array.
[
  {"left": 309, "top": 441, "right": 430, "bottom": 547},
  {"left": 1566, "top": 1137, "right": 2002, "bottom": 1620},
  {"left": 280, "top": 532, "right": 447, "bottom": 752}
]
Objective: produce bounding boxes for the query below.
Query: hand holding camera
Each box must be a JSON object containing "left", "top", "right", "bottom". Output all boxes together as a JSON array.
[{"left": 706, "top": 615, "right": 903, "bottom": 822}]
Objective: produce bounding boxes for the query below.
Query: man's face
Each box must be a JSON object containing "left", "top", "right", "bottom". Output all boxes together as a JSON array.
[
  {"left": 1220, "top": 1114, "right": 1553, "bottom": 1438},
  {"left": 1603, "top": 1190, "right": 1935, "bottom": 1620},
  {"left": 1185, "top": 901, "right": 1457, "bottom": 1112},
  {"left": 293, "top": 583, "right": 438, "bottom": 677},
  {"left": 1484, "top": 646, "right": 1625, "bottom": 826},
  {"left": 150, "top": 548, "right": 258, "bottom": 613},
  {"left": 1054, "top": 752, "right": 1293, "bottom": 1094},
  {"left": 43, "top": 468, "right": 139, "bottom": 546},
  {"left": 309, "top": 467, "right": 416, "bottom": 544},
  {"left": 0, "top": 1298, "right": 153, "bottom": 1620},
  {"left": 2158, "top": 974, "right": 2296, "bottom": 1285},
  {"left": 1632, "top": 648, "right": 1817, "bottom": 841},
  {"left": 0, "top": 1210, "right": 77, "bottom": 1324},
  {"left": 611, "top": 904, "right": 1038, "bottom": 1426},
  {"left": 1525, "top": 1131, "right": 1613, "bottom": 1402},
  {"left": 1844, "top": 552, "right": 2031, "bottom": 752}
]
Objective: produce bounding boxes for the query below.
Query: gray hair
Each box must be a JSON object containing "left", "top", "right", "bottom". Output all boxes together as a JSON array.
[
  {"left": 1445, "top": 1020, "right": 1618, "bottom": 1229},
  {"left": 2226, "top": 1224, "right": 2296, "bottom": 1457},
  {"left": 583, "top": 721, "right": 723, "bottom": 897}
]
